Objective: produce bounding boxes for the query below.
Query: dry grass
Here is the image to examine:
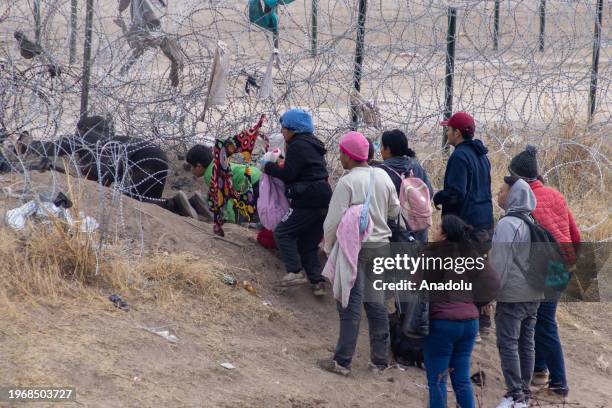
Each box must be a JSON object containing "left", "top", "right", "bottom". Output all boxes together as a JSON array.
[{"left": 0, "top": 223, "right": 261, "bottom": 320}]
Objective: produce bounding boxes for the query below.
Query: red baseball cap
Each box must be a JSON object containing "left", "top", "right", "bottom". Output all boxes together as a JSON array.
[{"left": 440, "top": 112, "right": 475, "bottom": 133}]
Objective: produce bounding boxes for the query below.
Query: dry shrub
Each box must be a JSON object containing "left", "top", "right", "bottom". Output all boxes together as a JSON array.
[
  {"left": 27, "top": 225, "right": 104, "bottom": 286},
  {"left": 132, "top": 252, "right": 247, "bottom": 312},
  {"left": 0, "top": 222, "right": 255, "bottom": 316}
]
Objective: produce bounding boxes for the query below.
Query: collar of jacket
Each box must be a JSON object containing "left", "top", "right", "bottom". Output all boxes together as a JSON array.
[{"left": 287, "top": 132, "right": 313, "bottom": 144}]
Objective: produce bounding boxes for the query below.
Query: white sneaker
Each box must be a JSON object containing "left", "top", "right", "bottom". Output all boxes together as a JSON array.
[
  {"left": 496, "top": 397, "right": 514, "bottom": 408},
  {"left": 280, "top": 271, "right": 308, "bottom": 286},
  {"left": 496, "top": 396, "right": 527, "bottom": 408}
]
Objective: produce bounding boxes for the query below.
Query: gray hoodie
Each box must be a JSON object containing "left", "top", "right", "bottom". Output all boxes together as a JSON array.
[{"left": 491, "top": 179, "right": 544, "bottom": 302}]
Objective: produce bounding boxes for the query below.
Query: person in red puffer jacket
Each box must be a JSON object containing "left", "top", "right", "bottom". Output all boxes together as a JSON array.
[{"left": 508, "top": 145, "right": 581, "bottom": 398}]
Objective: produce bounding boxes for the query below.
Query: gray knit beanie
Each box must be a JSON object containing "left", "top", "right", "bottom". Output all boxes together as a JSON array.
[{"left": 508, "top": 144, "right": 538, "bottom": 180}]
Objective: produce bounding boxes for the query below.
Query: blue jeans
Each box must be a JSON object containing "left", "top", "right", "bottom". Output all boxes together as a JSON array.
[
  {"left": 534, "top": 301, "right": 568, "bottom": 391},
  {"left": 334, "top": 246, "right": 390, "bottom": 368},
  {"left": 424, "top": 319, "right": 478, "bottom": 408}
]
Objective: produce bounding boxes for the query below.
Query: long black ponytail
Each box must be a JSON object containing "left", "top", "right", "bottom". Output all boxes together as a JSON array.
[
  {"left": 381, "top": 129, "right": 416, "bottom": 158},
  {"left": 441, "top": 215, "right": 473, "bottom": 243}
]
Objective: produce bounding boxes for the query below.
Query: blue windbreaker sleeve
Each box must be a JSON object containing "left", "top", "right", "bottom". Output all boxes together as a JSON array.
[{"left": 433, "top": 154, "right": 468, "bottom": 209}]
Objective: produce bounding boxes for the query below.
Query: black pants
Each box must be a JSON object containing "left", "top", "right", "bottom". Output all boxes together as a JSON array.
[
  {"left": 124, "top": 160, "right": 169, "bottom": 202},
  {"left": 471, "top": 227, "right": 494, "bottom": 333},
  {"left": 273, "top": 207, "right": 325, "bottom": 284}
]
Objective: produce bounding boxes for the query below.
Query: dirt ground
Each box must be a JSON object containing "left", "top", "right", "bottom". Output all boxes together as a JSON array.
[{"left": 0, "top": 171, "right": 610, "bottom": 408}]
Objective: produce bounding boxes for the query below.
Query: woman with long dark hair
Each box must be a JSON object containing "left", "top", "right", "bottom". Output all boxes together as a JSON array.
[
  {"left": 375, "top": 129, "right": 433, "bottom": 242},
  {"left": 423, "top": 215, "right": 499, "bottom": 408}
]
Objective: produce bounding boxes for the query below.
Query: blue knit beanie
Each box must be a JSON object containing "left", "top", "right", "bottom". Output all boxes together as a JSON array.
[{"left": 279, "top": 108, "right": 314, "bottom": 134}]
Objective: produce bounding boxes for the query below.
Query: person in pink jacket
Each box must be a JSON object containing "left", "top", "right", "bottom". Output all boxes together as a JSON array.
[{"left": 508, "top": 145, "right": 581, "bottom": 398}]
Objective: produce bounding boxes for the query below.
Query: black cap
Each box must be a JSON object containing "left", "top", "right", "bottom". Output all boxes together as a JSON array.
[{"left": 508, "top": 145, "right": 538, "bottom": 180}]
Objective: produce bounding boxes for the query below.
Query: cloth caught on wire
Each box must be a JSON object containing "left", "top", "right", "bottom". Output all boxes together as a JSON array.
[
  {"left": 199, "top": 41, "right": 229, "bottom": 121},
  {"left": 208, "top": 114, "right": 266, "bottom": 236},
  {"left": 350, "top": 90, "right": 381, "bottom": 128},
  {"left": 248, "top": 0, "right": 295, "bottom": 33},
  {"left": 258, "top": 48, "right": 280, "bottom": 100},
  {"left": 116, "top": 0, "right": 184, "bottom": 87}
]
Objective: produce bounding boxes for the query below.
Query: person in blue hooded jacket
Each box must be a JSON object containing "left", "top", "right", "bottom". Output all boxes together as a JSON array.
[
  {"left": 434, "top": 112, "right": 494, "bottom": 339},
  {"left": 434, "top": 112, "right": 493, "bottom": 242}
]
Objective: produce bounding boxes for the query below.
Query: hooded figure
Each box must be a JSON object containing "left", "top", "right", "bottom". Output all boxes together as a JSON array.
[
  {"left": 491, "top": 178, "right": 543, "bottom": 303},
  {"left": 492, "top": 177, "right": 544, "bottom": 407},
  {"left": 433, "top": 138, "right": 493, "bottom": 231}
]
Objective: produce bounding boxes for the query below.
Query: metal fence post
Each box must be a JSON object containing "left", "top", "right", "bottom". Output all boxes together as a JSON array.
[
  {"left": 539, "top": 0, "right": 546, "bottom": 52},
  {"left": 350, "top": 0, "right": 367, "bottom": 129},
  {"left": 80, "top": 0, "right": 94, "bottom": 118},
  {"left": 442, "top": 7, "right": 457, "bottom": 148},
  {"left": 311, "top": 0, "right": 318, "bottom": 56},
  {"left": 69, "top": 0, "right": 78, "bottom": 64},
  {"left": 493, "top": 0, "right": 499, "bottom": 51},
  {"left": 588, "top": 0, "right": 604, "bottom": 124},
  {"left": 34, "top": 0, "right": 41, "bottom": 45}
]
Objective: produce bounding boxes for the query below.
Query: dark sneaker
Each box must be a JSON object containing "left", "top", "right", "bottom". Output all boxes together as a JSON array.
[
  {"left": 318, "top": 358, "right": 350, "bottom": 377},
  {"left": 312, "top": 282, "right": 326, "bottom": 297},
  {"left": 174, "top": 191, "right": 198, "bottom": 219},
  {"left": 189, "top": 192, "right": 213, "bottom": 220},
  {"left": 547, "top": 385, "right": 569, "bottom": 398}
]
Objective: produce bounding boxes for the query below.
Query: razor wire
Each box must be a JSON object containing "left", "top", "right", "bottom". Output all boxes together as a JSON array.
[{"left": 0, "top": 0, "right": 610, "bottom": 247}]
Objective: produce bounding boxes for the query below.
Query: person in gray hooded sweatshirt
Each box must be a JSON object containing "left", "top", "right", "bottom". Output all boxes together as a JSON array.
[{"left": 491, "top": 176, "right": 544, "bottom": 408}]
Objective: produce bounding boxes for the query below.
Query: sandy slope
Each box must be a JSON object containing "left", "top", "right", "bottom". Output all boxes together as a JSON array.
[{"left": 0, "top": 171, "right": 610, "bottom": 408}]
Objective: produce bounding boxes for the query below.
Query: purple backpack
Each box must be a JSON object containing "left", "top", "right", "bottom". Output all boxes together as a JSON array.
[{"left": 257, "top": 173, "right": 289, "bottom": 230}]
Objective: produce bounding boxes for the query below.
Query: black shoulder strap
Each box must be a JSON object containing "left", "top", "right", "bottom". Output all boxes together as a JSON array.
[
  {"left": 504, "top": 211, "right": 532, "bottom": 225},
  {"left": 501, "top": 211, "right": 530, "bottom": 272}
]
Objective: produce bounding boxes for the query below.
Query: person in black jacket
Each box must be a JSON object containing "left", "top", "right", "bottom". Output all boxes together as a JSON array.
[
  {"left": 263, "top": 109, "right": 332, "bottom": 296},
  {"left": 18, "top": 116, "right": 198, "bottom": 219},
  {"left": 434, "top": 111, "right": 494, "bottom": 339}
]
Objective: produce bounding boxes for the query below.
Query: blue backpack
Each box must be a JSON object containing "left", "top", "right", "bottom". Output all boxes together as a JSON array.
[{"left": 358, "top": 169, "right": 374, "bottom": 234}]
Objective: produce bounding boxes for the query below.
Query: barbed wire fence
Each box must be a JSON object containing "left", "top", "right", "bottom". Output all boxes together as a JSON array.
[{"left": 0, "top": 0, "right": 610, "bottom": 248}]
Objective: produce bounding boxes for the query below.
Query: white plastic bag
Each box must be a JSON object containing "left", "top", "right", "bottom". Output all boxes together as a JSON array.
[
  {"left": 200, "top": 41, "right": 229, "bottom": 121},
  {"left": 258, "top": 48, "right": 280, "bottom": 100}
]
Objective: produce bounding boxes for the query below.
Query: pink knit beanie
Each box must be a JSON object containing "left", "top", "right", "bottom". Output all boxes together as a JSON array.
[{"left": 339, "top": 131, "right": 369, "bottom": 162}]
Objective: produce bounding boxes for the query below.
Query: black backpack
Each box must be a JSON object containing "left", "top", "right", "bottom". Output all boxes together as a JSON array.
[
  {"left": 504, "top": 212, "right": 570, "bottom": 292},
  {"left": 389, "top": 310, "right": 425, "bottom": 368}
]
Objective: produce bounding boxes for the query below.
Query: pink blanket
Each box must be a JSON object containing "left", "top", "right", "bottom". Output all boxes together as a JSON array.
[{"left": 322, "top": 205, "right": 373, "bottom": 308}]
